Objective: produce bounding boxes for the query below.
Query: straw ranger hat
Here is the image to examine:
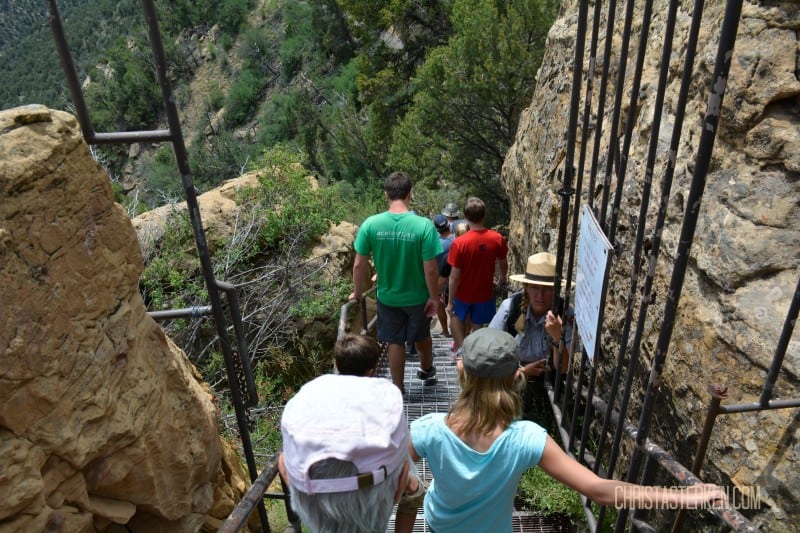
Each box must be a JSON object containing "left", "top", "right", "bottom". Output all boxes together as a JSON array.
[{"left": 509, "top": 252, "right": 557, "bottom": 286}]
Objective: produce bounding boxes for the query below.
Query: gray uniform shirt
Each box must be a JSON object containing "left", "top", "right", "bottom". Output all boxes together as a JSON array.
[{"left": 489, "top": 296, "right": 574, "bottom": 363}]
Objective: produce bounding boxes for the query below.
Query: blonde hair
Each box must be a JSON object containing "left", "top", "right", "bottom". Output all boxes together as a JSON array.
[
  {"left": 514, "top": 291, "right": 529, "bottom": 334},
  {"left": 454, "top": 222, "right": 469, "bottom": 237},
  {"left": 447, "top": 371, "right": 524, "bottom": 436}
]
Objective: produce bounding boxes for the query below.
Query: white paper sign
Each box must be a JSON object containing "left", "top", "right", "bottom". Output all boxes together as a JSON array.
[{"left": 575, "top": 204, "right": 613, "bottom": 362}]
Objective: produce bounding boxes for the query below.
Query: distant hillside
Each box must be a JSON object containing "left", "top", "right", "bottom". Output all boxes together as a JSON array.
[
  {"left": 3, "top": 0, "right": 554, "bottom": 229},
  {"left": 0, "top": 0, "right": 138, "bottom": 109},
  {"left": 1, "top": 0, "right": 50, "bottom": 52}
]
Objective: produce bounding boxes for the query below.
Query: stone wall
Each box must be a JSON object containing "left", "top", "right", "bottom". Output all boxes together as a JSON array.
[
  {"left": 502, "top": 1, "right": 799, "bottom": 529},
  {"left": 0, "top": 105, "right": 248, "bottom": 531}
]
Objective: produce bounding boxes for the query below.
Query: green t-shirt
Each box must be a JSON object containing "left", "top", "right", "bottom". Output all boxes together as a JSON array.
[{"left": 354, "top": 211, "right": 443, "bottom": 307}]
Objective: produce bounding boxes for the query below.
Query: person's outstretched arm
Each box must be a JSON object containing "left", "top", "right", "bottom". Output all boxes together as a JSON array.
[
  {"left": 349, "top": 253, "right": 369, "bottom": 301},
  {"left": 537, "top": 436, "right": 727, "bottom": 509}
]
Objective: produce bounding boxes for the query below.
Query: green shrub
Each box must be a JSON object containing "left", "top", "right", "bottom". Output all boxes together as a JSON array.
[
  {"left": 518, "top": 465, "right": 587, "bottom": 527},
  {"left": 140, "top": 209, "right": 201, "bottom": 310},
  {"left": 290, "top": 277, "right": 351, "bottom": 320},
  {"left": 84, "top": 36, "right": 162, "bottom": 132},
  {"left": 144, "top": 146, "right": 183, "bottom": 206},
  {"left": 208, "top": 85, "right": 225, "bottom": 111},
  {"left": 225, "top": 68, "right": 266, "bottom": 126},
  {"left": 278, "top": 0, "right": 314, "bottom": 80},
  {"left": 327, "top": 178, "right": 385, "bottom": 225},
  {"left": 189, "top": 129, "right": 255, "bottom": 189},
  {"left": 219, "top": 33, "right": 234, "bottom": 52},
  {"left": 246, "top": 145, "right": 345, "bottom": 251},
  {"left": 218, "top": 0, "right": 252, "bottom": 32}
]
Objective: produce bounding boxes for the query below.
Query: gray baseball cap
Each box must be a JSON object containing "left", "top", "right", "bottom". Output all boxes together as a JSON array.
[
  {"left": 441, "top": 202, "right": 461, "bottom": 217},
  {"left": 461, "top": 328, "right": 519, "bottom": 378}
]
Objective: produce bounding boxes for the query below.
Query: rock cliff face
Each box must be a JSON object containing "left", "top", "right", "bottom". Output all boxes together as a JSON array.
[
  {"left": 0, "top": 105, "right": 248, "bottom": 531},
  {"left": 503, "top": 0, "right": 798, "bottom": 528}
]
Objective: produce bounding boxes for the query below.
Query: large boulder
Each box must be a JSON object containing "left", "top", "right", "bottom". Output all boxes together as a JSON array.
[{"left": 0, "top": 105, "right": 248, "bottom": 531}]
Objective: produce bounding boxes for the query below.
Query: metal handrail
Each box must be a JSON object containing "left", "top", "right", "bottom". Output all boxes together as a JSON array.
[
  {"left": 47, "top": 0, "right": 270, "bottom": 529},
  {"left": 218, "top": 454, "right": 283, "bottom": 533},
  {"left": 337, "top": 286, "right": 378, "bottom": 340}
]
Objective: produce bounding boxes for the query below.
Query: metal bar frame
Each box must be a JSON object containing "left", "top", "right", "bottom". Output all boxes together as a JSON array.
[
  {"left": 545, "top": 0, "right": 797, "bottom": 531},
  {"left": 45, "top": 0, "right": 800, "bottom": 531},
  {"left": 46, "top": 0, "right": 275, "bottom": 530}
]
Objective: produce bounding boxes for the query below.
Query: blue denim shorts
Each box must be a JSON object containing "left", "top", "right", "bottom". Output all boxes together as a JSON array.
[{"left": 451, "top": 297, "right": 496, "bottom": 325}]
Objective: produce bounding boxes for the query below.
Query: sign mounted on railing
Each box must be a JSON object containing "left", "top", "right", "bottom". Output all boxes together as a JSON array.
[{"left": 575, "top": 204, "right": 613, "bottom": 363}]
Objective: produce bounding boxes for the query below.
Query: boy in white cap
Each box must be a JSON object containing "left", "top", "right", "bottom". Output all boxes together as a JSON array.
[{"left": 279, "top": 374, "right": 422, "bottom": 532}]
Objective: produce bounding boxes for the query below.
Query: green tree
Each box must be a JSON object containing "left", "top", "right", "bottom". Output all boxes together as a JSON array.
[
  {"left": 84, "top": 35, "right": 162, "bottom": 132},
  {"left": 333, "top": 0, "right": 452, "bottom": 173},
  {"left": 254, "top": 0, "right": 364, "bottom": 181},
  {"left": 387, "top": 0, "right": 557, "bottom": 223},
  {"left": 225, "top": 67, "right": 267, "bottom": 126}
]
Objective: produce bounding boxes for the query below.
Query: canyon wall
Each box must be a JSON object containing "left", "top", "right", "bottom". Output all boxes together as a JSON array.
[{"left": 503, "top": 1, "right": 799, "bottom": 529}]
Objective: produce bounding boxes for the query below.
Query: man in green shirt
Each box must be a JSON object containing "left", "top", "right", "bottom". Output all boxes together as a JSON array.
[{"left": 350, "top": 172, "right": 442, "bottom": 392}]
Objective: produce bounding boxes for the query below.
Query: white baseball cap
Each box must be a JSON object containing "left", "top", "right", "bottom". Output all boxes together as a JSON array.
[{"left": 281, "top": 374, "right": 409, "bottom": 494}]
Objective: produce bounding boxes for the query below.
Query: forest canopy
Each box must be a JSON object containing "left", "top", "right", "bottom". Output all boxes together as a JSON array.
[{"left": 1, "top": 0, "right": 558, "bottom": 224}]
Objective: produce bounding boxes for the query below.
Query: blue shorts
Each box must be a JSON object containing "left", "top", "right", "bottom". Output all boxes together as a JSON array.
[
  {"left": 452, "top": 297, "right": 496, "bottom": 325},
  {"left": 377, "top": 301, "right": 432, "bottom": 345}
]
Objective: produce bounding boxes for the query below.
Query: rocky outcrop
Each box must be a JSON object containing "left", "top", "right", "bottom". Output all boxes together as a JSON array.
[
  {"left": 132, "top": 172, "right": 261, "bottom": 261},
  {"left": 0, "top": 105, "right": 248, "bottom": 531},
  {"left": 503, "top": 0, "right": 798, "bottom": 529}
]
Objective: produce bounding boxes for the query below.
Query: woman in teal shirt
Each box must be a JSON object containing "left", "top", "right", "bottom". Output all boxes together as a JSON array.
[{"left": 409, "top": 328, "right": 727, "bottom": 532}]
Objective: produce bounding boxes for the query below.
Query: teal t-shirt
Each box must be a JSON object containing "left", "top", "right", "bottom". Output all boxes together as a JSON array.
[
  {"left": 410, "top": 413, "right": 547, "bottom": 533},
  {"left": 354, "top": 211, "right": 442, "bottom": 307}
]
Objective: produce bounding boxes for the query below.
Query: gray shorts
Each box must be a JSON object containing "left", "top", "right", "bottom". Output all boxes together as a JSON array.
[{"left": 377, "top": 300, "right": 432, "bottom": 345}]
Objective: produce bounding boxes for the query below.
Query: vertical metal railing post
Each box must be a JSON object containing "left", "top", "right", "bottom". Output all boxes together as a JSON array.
[
  {"left": 46, "top": 0, "right": 95, "bottom": 140},
  {"left": 587, "top": 0, "right": 618, "bottom": 208},
  {"left": 552, "top": 0, "right": 587, "bottom": 316},
  {"left": 137, "top": 1, "right": 270, "bottom": 530},
  {"left": 598, "top": 0, "right": 636, "bottom": 228},
  {"left": 616, "top": 2, "right": 744, "bottom": 530},
  {"left": 557, "top": 0, "right": 603, "bottom": 407},
  {"left": 577, "top": 363, "right": 598, "bottom": 461},
  {"left": 759, "top": 277, "right": 800, "bottom": 406},
  {"left": 606, "top": 0, "right": 655, "bottom": 244},
  {"left": 671, "top": 384, "right": 727, "bottom": 532},
  {"left": 568, "top": 352, "right": 589, "bottom": 451},
  {"left": 593, "top": 0, "right": 693, "bottom": 483},
  {"left": 217, "top": 281, "right": 259, "bottom": 407},
  {"left": 48, "top": 0, "right": 271, "bottom": 528},
  {"left": 551, "top": 0, "right": 587, "bottom": 411}
]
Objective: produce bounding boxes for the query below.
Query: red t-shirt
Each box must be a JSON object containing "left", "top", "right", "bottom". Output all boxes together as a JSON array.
[{"left": 447, "top": 228, "right": 508, "bottom": 303}]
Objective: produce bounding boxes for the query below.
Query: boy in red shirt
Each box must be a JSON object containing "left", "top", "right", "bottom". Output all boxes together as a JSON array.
[{"left": 446, "top": 197, "right": 508, "bottom": 351}]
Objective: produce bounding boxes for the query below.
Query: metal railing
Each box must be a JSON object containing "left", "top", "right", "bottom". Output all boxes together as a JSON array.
[
  {"left": 46, "top": 1, "right": 290, "bottom": 530},
  {"left": 46, "top": 0, "right": 800, "bottom": 531},
  {"left": 543, "top": 0, "right": 798, "bottom": 531}
]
